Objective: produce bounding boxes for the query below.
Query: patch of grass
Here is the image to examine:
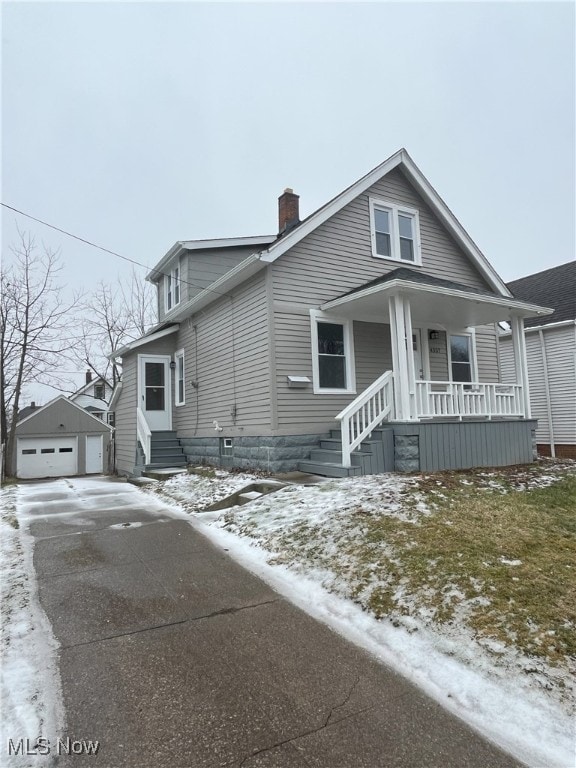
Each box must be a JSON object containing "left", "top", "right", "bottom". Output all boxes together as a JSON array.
[
  {"left": 241, "top": 463, "right": 576, "bottom": 674},
  {"left": 188, "top": 466, "right": 217, "bottom": 478}
]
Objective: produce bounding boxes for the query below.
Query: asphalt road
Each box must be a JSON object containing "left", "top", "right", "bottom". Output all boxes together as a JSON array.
[{"left": 22, "top": 476, "right": 521, "bottom": 768}]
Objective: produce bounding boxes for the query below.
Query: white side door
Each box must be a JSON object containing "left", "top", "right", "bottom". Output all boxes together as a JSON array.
[
  {"left": 138, "top": 355, "right": 172, "bottom": 431},
  {"left": 86, "top": 434, "right": 103, "bottom": 474}
]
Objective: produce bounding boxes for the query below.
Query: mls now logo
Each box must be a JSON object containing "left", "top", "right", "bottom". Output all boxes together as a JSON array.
[{"left": 7, "top": 738, "right": 100, "bottom": 756}]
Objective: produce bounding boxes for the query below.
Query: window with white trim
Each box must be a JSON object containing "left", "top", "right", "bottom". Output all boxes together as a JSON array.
[
  {"left": 165, "top": 262, "right": 181, "bottom": 311},
  {"left": 449, "top": 334, "right": 473, "bottom": 383},
  {"left": 175, "top": 349, "right": 185, "bottom": 406},
  {"left": 310, "top": 311, "right": 356, "bottom": 394},
  {"left": 369, "top": 199, "right": 421, "bottom": 264}
]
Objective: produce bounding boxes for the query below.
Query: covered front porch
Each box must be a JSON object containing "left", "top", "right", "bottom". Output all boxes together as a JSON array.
[{"left": 319, "top": 269, "right": 552, "bottom": 468}]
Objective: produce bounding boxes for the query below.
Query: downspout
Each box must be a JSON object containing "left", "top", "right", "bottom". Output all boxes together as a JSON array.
[{"left": 538, "top": 329, "right": 555, "bottom": 457}]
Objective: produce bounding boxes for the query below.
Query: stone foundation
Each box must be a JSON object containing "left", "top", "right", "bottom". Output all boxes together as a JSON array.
[{"left": 178, "top": 433, "right": 327, "bottom": 474}]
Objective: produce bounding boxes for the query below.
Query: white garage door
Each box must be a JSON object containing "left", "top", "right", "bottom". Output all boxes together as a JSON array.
[{"left": 17, "top": 437, "right": 78, "bottom": 479}]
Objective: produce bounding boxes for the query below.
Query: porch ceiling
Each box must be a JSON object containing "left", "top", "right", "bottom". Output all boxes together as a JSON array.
[{"left": 320, "top": 278, "right": 553, "bottom": 327}]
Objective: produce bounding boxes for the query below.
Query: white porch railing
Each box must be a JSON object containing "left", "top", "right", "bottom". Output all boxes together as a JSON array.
[
  {"left": 137, "top": 407, "right": 151, "bottom": 465},
  {"left": 336, "top": 370, "right": 394, "bottom": 467},
  {"left": 414, "top": 381, "right": 524, "bottom": 420}
]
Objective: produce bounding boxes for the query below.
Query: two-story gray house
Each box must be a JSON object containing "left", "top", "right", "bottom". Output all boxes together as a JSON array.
[{"left": 111, "top": 149, "right": 551, "bottom": 477}]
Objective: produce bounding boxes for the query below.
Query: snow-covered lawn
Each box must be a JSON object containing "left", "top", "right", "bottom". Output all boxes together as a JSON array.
[{"left": 151, "top": 460, "right": 576, "bottom": 768}]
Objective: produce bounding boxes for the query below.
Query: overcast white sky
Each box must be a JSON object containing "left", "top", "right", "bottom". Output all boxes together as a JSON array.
[{"left": 2, "top": 1, "right": 575, "bottom": 401}]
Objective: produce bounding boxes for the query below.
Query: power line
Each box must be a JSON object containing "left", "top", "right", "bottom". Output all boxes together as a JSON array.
[{"left": 1, "top": 202, "right": 231, "bottom": 298}]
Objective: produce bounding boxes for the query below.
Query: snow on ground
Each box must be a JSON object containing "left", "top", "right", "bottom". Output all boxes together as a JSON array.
[
  {"left": 143, "top": 467, "right": 263, "bottom": 512},
  {"left": 0, "top": 482, "right": 65, "bottom": 767},
  {"left": 152, "top": 468, "right": 576, "bottom": 768}
]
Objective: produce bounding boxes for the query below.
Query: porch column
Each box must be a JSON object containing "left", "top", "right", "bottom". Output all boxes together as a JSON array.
[
  {"left": 389, "top": 293, "right": 414, "bottom": 420},
  {"left": 511, "top": 315, "right": 531, "bottom": 418}
]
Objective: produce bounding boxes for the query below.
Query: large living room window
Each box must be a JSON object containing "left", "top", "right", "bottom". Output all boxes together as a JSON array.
[
  {"left": 310, "top": 311, "right": 356, "bottom": 394},
  {"left": 369, "top": 198, "right": 421, "bottom": 265}
]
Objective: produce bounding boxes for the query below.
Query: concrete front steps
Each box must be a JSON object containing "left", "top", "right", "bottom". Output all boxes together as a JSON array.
[
  {"left": 298, "top": 427, "right": 394, "bottom": 478},
  {"left": 145, "top": 431, "right": 187, "bottom": 471}
]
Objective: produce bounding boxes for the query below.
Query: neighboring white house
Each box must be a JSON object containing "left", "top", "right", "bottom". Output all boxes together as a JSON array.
[
  {"left": 500, "top": 261, "right": 576, "bottom": 458},
  {"left": 69, "top": 370, "right": 114, "bottom": 423}
]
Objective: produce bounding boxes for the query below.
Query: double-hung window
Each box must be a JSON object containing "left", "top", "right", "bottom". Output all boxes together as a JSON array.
[
  {"left": 166, "top": 262, "right": 181, "bottom": 312},
  {"left": 174, "top": 349, "right": 185, "bottom": 406},
  {"left": 310, "top": 311, "right": 355, "bottom": 394},
  {"left": 369, "top": 199, "right": 421, "bottom": 265}
]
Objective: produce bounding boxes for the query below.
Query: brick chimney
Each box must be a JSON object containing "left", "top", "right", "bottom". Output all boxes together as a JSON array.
[
  {"left": 278, "top": 188, "right": 300, "bottom": 235},
  {"left": 86, "top": 369, "right": 92, "bottom": 384},
  {"left": 31, "top": 401, "right": 36, "bottom": 409}
]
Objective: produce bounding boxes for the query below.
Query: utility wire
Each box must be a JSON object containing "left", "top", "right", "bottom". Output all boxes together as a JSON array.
[{"left": 1, "top": 202, "right": 235, "bottom": 298}]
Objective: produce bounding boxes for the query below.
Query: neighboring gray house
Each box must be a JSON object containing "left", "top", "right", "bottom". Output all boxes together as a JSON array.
[
  {"left": 111, "top": 149, "right": 552, "bottom": 477},
  {"left": 14, "top": 396, "right": 112, "bottom": 479},
  {"left": 500, "top": 261, "right": 576, "bottom": 458}
]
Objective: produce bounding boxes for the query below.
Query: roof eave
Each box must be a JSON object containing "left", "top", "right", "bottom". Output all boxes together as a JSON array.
[
  {"left": 146, "top": 235, "right": 277, "bottom": 283},
  {"left": 110, "top": 324, "right": 180, "bottom": 359},
  {"left": 163, "top": 253, "right": 265, "bottom": 322},
  {"left": 321, "top": 278, "right": 553, "bottom": 319}
]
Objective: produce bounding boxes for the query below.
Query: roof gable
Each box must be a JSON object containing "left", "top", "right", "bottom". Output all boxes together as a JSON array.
[
  {"left": 70, "top": 376, "right": 111, "bottom": 399},
  {"left": 16, "top": 395, "right": 112, "bottom": 430},
  {"left": 507, "top": 261, "right": 576, "bottom": 327},
  {"left": 260, "top": 149, "right": 510, "bottom": 297}
]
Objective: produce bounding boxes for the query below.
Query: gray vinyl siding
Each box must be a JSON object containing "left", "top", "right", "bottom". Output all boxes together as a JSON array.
[
  {"left": 274, "top": 318, "right": 391, "bottom": 432},
  {"left": 114, "top": 338, "right": 176, "bottom": 474},
  {"left": 428, "top": 331, "right": 449, "bottom": 380},
  {"left": 475, "top": 324, "right": 500, "bottom": 382},
  {"left": 173, "top": 272, "right": 271, "bottom": 437},
  {"left": 271, "top": 167, "right": 501, "bottom": 428},
  {"left": 157, "top": 247, "right": 259, "bottom": 322},
  {"left": 114, "top": 354, "right": 137, "bottom": 475},
  {"left": 499, "top": 324, "right": 576, "bottom": 445},
  {"left": 271, "top": 167, "right": 491, "bottom": 307}
]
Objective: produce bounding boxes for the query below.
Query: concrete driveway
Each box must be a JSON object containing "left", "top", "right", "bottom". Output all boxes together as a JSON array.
[{"left": 21, "top": 476, "right": 520, "bottom": 768}]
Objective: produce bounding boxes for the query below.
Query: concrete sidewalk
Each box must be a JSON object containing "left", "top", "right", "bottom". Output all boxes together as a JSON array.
[{"left": 26, "top": 478, "right": 520, "bottom": 768}]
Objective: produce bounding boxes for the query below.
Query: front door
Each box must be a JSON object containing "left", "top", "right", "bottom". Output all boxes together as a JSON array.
[
  {"left": 412, "top": 330, "right": 424, "bottom": 380},
  {"left": 138, "top": 355, "right": 172, "bottom": 431}
]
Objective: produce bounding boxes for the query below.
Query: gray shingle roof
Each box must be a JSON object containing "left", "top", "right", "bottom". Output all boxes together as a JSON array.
[
  {"left": 339, "top": 267, "right": 503, "bottom": 300},
  {"left": 507, "top": 261, "right": 575, "bottom": 327}
]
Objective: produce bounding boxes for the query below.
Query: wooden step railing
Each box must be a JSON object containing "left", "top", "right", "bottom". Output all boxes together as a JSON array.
[
  {"left": 336, "top": 371, "right": 394, "bottom": 467},
  {"left": 136, "top": 408, "right": 151, "bottom": 465}
]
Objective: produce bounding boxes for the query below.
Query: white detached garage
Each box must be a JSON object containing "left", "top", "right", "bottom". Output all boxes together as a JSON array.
[{"left": 15, "top": 396, "right": 112, "bottom": 479}]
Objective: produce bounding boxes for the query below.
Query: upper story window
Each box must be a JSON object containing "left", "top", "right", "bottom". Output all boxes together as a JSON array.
[
  {"left": 94, "top": 383, "right": 105, "bottom": 400},
  {"left": 369, "top": 198, "right": 421, "bottom": 265},
  {"left": 165, "top": 262, "right": 181, "bottom": 312}
]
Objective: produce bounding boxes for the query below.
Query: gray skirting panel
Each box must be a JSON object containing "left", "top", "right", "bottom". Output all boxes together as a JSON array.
[{"left": 392, "top": 419, "right": 538, "bottom": 472}]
